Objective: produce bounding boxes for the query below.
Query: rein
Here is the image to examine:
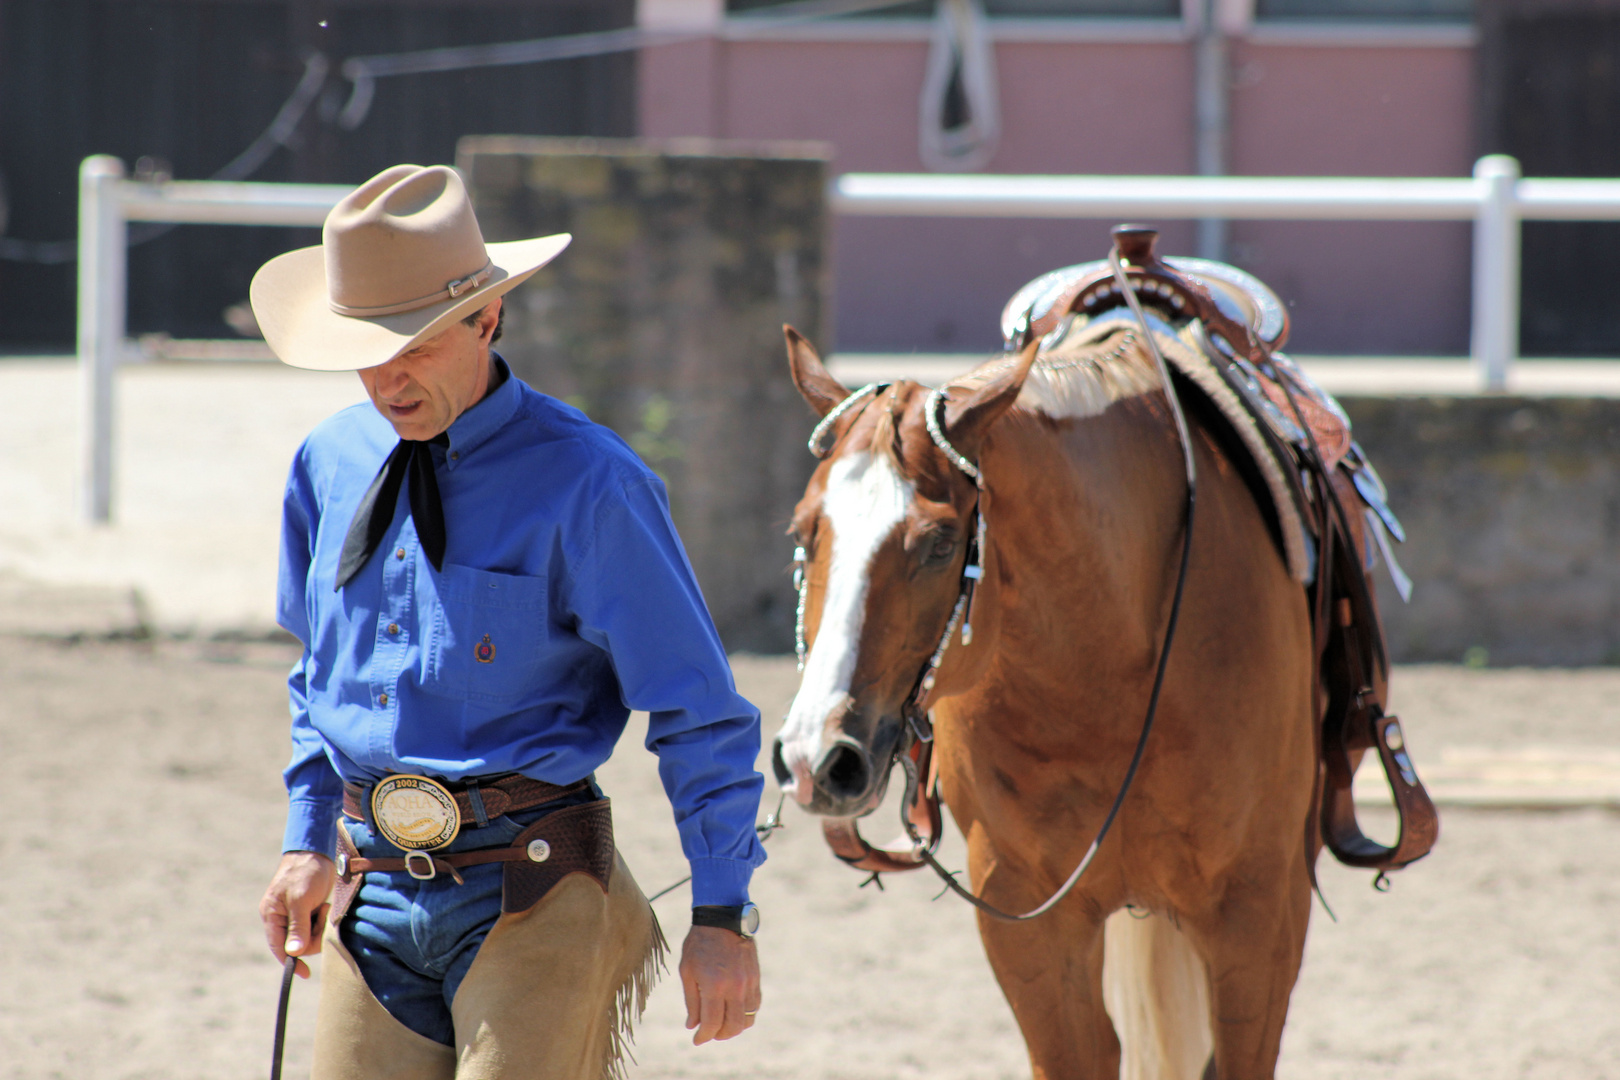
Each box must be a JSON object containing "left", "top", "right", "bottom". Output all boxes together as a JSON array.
[{"left": 811, "top": 238, "right": 1202, "bottom": 921}]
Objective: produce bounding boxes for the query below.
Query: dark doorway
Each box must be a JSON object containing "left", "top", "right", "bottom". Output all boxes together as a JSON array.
[
  {"left": 1481, "top": 0, "right": 1620, "bottom": 355},
  {"left": 0, "top": 0, "right": 634, "bottom": 347}
]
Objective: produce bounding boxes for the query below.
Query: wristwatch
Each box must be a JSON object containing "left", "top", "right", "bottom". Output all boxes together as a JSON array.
[{"left": 691, "top": 903, "right": 761, "bottom": 939}]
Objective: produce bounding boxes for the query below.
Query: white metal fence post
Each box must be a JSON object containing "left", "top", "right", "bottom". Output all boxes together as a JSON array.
[
  {"left": 77, "top": 155, "right": 127, "bottom": 523},
  {"left": 1471, "top": 154, "right": 1521, "bottom": 392}
]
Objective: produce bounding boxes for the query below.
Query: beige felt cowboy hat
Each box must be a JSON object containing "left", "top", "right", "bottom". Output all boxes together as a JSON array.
[{"left": 250, "top": 164, "right": 570, "bottom": 371}]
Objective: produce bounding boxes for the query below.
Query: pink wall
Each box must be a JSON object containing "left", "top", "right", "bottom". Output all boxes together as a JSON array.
[{"left": 641, "top": 34, "right": 1477, "bottom": 355}]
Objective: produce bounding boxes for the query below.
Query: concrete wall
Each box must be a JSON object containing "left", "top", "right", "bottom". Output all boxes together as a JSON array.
[
  {"left": 639, "top": 23, "right": 1477, "bottom": 356},
  {"left": 1347, "top": 394, "right": 1620, "bottom": 666},
  {"left": 459, "top": 136, "right": 827, "bottom": 652}
]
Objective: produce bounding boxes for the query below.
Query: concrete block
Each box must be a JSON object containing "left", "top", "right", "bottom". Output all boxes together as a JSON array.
[
  {"left": 459, "top": 136, "right": 831, "bottom": 651},
  {"left": 1347, "top": 395, "right": 1620, "bottom": 665}
]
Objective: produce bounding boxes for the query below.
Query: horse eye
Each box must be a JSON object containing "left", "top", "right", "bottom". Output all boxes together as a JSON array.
[{"left": 924, "top": 532, "right": 958, "bottom": 565}]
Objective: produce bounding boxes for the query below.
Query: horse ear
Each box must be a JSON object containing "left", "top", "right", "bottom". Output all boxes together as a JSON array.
[
  {"left": 942, "top": 338, "right": 1037, "bottom": 452},
  {"left": 785, "top": 325, "right": 850, "bottom": 419}
]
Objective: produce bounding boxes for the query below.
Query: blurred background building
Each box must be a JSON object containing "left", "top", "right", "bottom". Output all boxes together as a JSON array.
[{"left": 2, "top": 0, "right": 1618, "bottom": 356}]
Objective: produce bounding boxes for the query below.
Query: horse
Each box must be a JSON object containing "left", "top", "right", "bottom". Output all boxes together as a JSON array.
[{"left": 770, "top": 289, "right": 1325, "bottom": 1078}]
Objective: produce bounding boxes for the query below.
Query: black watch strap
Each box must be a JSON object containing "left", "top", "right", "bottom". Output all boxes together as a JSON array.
[
  {"left": 691, "top": 903, "right": 759, "bottom": 937},
  {"left": 691, "top": 905, "right": 743, "bottom": 932}
]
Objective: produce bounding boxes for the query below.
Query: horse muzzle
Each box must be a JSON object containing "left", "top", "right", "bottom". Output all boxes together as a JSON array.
[{"left": 771, "top": 727, "right": 898, "bottom": 818}]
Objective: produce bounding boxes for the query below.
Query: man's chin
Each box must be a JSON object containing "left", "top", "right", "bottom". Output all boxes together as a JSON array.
[{"left": 374, "top": 404, "right": 442, "bottom": 441}]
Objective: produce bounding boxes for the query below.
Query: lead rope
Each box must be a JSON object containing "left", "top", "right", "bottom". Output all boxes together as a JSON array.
[
  {"left": 908, "top": 244, "right": 1199, "bottom": 921},
  {"left": 270, "top": 955, "right": 297, "bottom": 1080}
]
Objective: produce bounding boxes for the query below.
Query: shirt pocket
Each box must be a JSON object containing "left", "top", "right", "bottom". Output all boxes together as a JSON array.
[{"left": 432, "top": 564, "right": 549, "bottom": 703}]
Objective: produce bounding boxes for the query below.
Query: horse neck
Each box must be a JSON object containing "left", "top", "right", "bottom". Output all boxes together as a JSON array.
[{"left": 976, "top": 399, "right": 1191, "bottom": 678}]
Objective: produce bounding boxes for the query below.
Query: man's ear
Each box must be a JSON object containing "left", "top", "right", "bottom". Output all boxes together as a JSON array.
[
  {"left": 785, "top": 325, "right": 850, "bottom": 419},
  {"left": 941, "top": 339, "right": 1038, "bottom": 459},
  {"left": 476, "top": 297, "right": 502, "bottom": 346}
]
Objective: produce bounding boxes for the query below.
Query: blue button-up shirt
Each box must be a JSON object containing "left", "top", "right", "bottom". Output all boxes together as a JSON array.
[{"left": 277, "top": 358, "right": 765, "bottom": 906}]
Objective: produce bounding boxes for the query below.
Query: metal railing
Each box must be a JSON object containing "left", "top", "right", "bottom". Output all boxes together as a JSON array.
[
  {"left": 76, "top": 152, "right": 1620, "bottom": 522},
  {"left": 76, "top": 155, "right": 349, "bottom": 521},
  {"left": 833, "top": 155, "right": 1620, "bottom": 399}
]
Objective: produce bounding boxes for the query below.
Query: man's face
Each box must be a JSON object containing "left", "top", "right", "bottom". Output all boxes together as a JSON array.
[{"left": 358, "top": 300, "right": 500, "bottom": 441}]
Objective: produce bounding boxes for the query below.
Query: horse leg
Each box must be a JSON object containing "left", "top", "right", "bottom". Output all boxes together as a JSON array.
[
  {"left": 1184, "top": 865, "right": 1313, "bottom": 1080},
  {"left": 977, "top": 901, "right": 1119, "bottom": 1080}
]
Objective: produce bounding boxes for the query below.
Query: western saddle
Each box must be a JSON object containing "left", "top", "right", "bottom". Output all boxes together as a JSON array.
[{"left": 1034, "top": 226, "right": 1438, "bottom": 880}]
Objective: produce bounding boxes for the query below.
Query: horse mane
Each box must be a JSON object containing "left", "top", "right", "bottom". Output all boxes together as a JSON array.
[{"left": 949, "top": 322, "right": 1162, "bottom": 420}]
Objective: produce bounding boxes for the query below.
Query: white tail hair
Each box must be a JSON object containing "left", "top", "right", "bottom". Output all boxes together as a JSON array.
[{"left": 1102, "top": 908, "right": 1213, "bottom": 1080}]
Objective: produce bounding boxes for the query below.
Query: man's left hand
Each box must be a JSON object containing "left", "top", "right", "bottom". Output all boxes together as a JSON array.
[{"left": 679, "top": 925, "right": 761, "bottom": 1044}]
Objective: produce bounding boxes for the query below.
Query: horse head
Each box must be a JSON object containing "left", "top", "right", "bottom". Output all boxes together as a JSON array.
[{"left": 771, "top": 326, "right": 1036, "bottom": 818}]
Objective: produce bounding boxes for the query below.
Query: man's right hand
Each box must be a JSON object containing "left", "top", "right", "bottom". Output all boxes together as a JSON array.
[{"left": 259, "top": 851, "right": 335, "bottom": 979}]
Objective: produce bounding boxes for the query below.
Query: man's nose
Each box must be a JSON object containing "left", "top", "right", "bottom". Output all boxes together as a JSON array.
[{"left": 370, "top": 363, "right": 409, "bottom": 397}]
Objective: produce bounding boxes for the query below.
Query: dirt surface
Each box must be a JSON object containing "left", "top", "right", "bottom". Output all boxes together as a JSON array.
[{"left": 2, "top": 642, "right": 1617, "bottom": 1080}]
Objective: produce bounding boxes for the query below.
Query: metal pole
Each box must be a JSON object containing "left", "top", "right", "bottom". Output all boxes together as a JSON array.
[
  {"left": 1194, "top": 0, "right": 1228, "bottom": 260},
  {"left": 77, "top": 155, "right": 127, "bottom": 523},
  {"left": 1471, "top": 154, "right": 1521, "bottom": 393}
]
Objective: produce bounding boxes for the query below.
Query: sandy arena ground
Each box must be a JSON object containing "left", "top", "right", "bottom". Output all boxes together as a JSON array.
[
  {"left": 1, "top": 357, "right": 1616, "bottom": 1077},
  {"left": 1, "top": 634, "right": 1617, "bottom": 1080}
]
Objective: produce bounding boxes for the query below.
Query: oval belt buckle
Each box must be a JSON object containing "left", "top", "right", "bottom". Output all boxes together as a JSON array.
[{"left": 371, "top": 775, "right": 462, "bottom": 865}]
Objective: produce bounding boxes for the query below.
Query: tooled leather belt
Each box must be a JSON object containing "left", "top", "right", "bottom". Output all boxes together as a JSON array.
[
  {"left": 331, "top": 798, "right": 618, "bottom": 916},
  {"left": 341, "top": 772, "right": 590, "bottom": 826}
]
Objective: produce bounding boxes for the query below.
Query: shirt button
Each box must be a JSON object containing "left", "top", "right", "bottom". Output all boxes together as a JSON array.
[
  {"left": 378, "top": 692, "right": 389, "bottom": 706},
  {"left": 395, "top": 548, "right": 406, "bottom": 560},
  {"left": 387, "top": 623, "right": 399, "bottom": 635},
  {"left": 450, "top": 450, "right": 459, "bottom": 460}
]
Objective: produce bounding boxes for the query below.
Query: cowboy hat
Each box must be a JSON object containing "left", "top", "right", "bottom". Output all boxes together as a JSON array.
[{"left": 250, "top": 164, "right": 570, "bottom": 372}]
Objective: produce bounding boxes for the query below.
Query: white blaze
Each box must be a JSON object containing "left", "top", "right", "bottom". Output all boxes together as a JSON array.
[{"left": 777, "top": 450, "right": 913, "bottom": 799}]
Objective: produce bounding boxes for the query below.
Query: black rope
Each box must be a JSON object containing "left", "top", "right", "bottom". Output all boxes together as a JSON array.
[{"left": 269, "top": 955, "right": 298, "bottom": 1080}]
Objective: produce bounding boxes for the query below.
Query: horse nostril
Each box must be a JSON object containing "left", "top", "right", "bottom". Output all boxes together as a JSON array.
[
  {"left": 771, "top": 739, "right": 794, "bottom": 787},
  {"left": 819, "top": 743, "right": 871, "bottom": 800}
]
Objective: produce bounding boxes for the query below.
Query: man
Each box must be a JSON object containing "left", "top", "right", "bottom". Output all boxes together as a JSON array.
[{"left": 251, "top": 163, "right": 765, "bottom": 1079}]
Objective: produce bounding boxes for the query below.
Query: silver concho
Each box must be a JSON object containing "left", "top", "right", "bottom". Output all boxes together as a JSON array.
[{"left": 371, "top": 775, "right": 461, "bottom": 852}]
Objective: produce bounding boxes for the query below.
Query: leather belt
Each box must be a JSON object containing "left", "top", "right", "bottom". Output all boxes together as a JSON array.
[
  {"left": 342, "top": 773, "right": 589, "bottom": 826},
  {"left": 338, "top": 844, "right": 542, "bottom": 885}
]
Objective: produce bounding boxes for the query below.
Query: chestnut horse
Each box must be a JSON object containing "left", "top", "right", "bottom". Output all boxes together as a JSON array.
[{"left": 772, "top": 323, "right": 1317, "bottom": 1079}]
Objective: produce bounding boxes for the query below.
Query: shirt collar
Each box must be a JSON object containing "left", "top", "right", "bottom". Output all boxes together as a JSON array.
[{"left": 442, "top": 354, "right": 520, "bottom": 467}]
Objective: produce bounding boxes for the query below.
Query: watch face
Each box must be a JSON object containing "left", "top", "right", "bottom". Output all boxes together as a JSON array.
[{"left": 740, "top": 903, "right": 761, "bottom": 937}]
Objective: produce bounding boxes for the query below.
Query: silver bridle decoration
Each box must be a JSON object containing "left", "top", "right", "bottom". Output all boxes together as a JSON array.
[
  {"left": 808, "top": 382, "right": 887, "bottom": 458},
  {"left": 793, "top": 545, "right": 809, "bottom": 671},
  {"left": 924, "top": 386, "right": 982, "bottom": 483},
  {"left": 917, "top": 385, "right": 988, "bottom": 679}
]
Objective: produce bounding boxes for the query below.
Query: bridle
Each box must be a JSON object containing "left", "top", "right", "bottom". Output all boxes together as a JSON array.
[{"left": 796, "top": 238, "right": 1203, "bottom": 920}]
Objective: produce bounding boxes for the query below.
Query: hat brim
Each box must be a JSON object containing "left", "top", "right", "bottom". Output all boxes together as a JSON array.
[{"left": 250, "top": 233, "right": 571, "bottom": 372}]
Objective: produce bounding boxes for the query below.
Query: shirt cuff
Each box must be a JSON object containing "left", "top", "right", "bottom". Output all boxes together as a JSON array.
[
  {"left": 688, "top": 857, "right": 757, "bottom": 908},
  {"left": 282, "top": 796, "right": 341, "bottom": 859}
]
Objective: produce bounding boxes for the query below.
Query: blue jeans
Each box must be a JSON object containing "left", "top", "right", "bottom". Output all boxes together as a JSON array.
[{"left": 338, "top": 785, "right": 599, "bottom": 1045}]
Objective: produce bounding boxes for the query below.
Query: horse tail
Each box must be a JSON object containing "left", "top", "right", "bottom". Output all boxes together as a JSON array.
[{"left": 1102, "top": 908, "right": 1214, "bottom": 1080}]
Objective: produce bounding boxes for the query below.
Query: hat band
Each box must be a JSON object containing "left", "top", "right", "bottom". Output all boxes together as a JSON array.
[{"left": 328, "top": 261, "right": 495, "bottom": 319}]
